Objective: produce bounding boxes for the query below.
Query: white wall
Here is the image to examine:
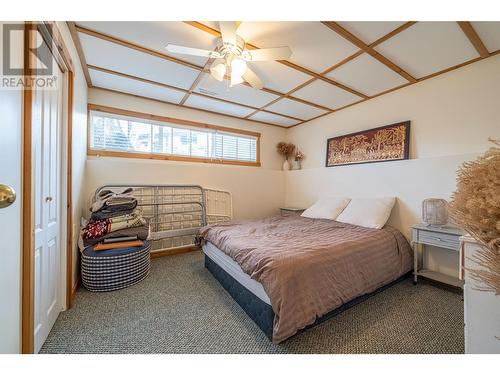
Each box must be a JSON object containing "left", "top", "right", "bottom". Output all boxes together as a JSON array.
[
  {"left": 85, "top": 89, "right": 287, "bottom": 220},
  {"left": 84, "top": 55, "right": 499, "bottom": 278},
  {"left": 56, "top": 22, "right": 88, "bottom": 291},
  {"left": 285, "top": 54, "right": 500, "bottom": 276}
]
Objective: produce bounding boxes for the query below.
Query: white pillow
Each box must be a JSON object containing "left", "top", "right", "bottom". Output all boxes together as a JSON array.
[
  {"left": 301, "top": 197, "right": 351, "bottom": 220},
  {"left": 336, "top": 197, "right": 396, "bottom": 229}
]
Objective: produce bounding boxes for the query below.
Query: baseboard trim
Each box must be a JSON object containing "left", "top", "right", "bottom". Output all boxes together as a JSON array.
[{"left": 150, "top": 245, "right": 200, "bottom": 259}]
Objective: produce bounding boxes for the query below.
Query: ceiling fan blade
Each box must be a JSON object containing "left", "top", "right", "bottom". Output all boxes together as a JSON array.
[
  {"left": 165, "top": 44, "right": 219, "bottom": 58},
  {"left": 219, "top": 22, "right": 239, "bottom": 46},
  {"left": 242, "top": 67, "right": 264, "bottom": 90},
  {"left": 244, "top": 46, "right": 292, "bottom": 62}
]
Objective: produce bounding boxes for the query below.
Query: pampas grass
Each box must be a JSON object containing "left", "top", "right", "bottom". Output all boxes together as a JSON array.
[{"left": 449, "top": 138, "right": 500, "bottom": 294}]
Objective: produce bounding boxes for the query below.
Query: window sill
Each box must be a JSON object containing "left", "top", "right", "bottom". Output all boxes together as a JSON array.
[{"left": 87, "top": 149, "right": 261, "bottom": 167}]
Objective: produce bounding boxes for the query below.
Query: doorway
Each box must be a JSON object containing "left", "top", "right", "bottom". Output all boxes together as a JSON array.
[{"left": 22, "top": 22, "right": 75, "bottom": 354}]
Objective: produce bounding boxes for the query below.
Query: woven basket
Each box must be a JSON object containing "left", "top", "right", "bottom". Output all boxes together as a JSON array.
[{"left": 81, "top": 241, "right": 151, "bottom": 292}]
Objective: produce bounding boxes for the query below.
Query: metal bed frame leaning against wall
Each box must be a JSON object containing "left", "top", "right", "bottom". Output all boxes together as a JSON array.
[{"left": 90, "top": 184, "right": 233, "bottom": 254}]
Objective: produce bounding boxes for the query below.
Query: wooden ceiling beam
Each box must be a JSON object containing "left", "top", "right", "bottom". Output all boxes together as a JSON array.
[
  {"left": 74, "top": 21, "right": 495, "bottom": 131},
  {"left": 260, "top": 87, "right": 333, "bottom": 111},
  {"left": 76, "top": 22, "right": 330, "bottom": 114},
  {"left": 321, "top": 21, "right": 417, "bottom": 83},
  {"left": 75, "top": 24, "right": 204, "bottom": 71},
  {"left": 276, "top": 60, "right": 368, "bottom": 98},
  {"left": 86, "top": 65, "right": 303, "bottom": 122},
  {"left": 87, "top": 64, "right": 186, "bottom": 93},
  {"left": 184, "top": 21, "right": 368, "bottom": 99},
  {"left": 179, "top": 55, "right": 216, "bottom": 105},
  {"left": 291, "top": 48, "right": 500, "bottom": 129},
  {"left": 67, "top": 22, "right": 92, "bottom": 87},
  {"left": 243, "top": 22, "right": 417, "bottom": 119},
  {"left": 370, "top": 21, "right": 417, "bottom": 47},
  {"left": 457, "top": 22, "right": 489, "bottom": 58},
  {"left": 91, "top": 86, "right": 289, "bottom": 129}
]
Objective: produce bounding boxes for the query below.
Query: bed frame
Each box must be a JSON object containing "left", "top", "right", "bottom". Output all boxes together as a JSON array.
[
  {"left": 205, "top": 253, "right": 410, "bottom": 340},
  {"left": 91, "top": 184, "right": 232, "bottom": 254},
  {"left": 91, "top": 185, "right": 409, "bottom": 341}
]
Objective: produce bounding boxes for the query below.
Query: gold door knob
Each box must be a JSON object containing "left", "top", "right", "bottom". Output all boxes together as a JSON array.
[{"left": 0, "top": 184, "right": 16, "bottom": 209}]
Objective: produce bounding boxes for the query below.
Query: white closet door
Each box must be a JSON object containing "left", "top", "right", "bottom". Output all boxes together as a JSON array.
[
  {"left": 0, "top": 21, "right": 23, "bottom": 353},
  {"left": 33, "top": 47, "right": 64, "bottom": 353}
]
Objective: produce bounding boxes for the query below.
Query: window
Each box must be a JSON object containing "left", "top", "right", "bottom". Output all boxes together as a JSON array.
[{"left": 88, "top": 105, "right": 260, "bottom": 166}]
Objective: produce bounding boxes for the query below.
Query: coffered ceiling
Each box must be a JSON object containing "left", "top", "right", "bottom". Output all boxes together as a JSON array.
[{"left": 68, "top": 21, "right": 500, "bottom": 128}]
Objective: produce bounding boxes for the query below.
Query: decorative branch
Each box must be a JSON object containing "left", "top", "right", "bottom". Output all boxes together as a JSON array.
[{"left": 276, "top": 142, "right": 296, "bottom": 160}]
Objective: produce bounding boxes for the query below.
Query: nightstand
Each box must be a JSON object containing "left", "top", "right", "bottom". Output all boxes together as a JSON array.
[
  {"left": 279, "top": 207, "right": 305, "bottom": 217},
  {"left": 411, "top": 223, "right": 464, "bottom": 288}
]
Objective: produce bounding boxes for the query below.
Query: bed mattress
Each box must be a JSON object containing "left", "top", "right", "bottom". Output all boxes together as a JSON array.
[
  {"left": 203, "top": 241, "right": 271, "bottom": 305},
  {"left": 198, "top": 215, "right": 413, "bottom": 343},
  {"left": 203, "top": 242, "right": 409, "bottom": 341}
]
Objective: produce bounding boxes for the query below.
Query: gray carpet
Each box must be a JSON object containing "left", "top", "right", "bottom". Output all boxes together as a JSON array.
[{"left": 41, "top": 251, "right": 464, "bottom": 354}]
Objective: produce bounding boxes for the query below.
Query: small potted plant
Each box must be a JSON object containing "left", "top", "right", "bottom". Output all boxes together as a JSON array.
[
  {"left": 276, "top": 142, "right": 295, "bottom": 170},
  {"left": 294, "top": 150, "right": 305, "bottom": 170}
]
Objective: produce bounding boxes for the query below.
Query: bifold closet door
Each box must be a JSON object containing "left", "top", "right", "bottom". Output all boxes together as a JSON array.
[{"left": 32, "top": 43, "right": 65, "bottom": 353}]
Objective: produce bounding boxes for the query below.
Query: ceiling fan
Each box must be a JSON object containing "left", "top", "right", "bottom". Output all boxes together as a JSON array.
[{"left": 166, "top": 22, "right": 292, "bottom": 90}]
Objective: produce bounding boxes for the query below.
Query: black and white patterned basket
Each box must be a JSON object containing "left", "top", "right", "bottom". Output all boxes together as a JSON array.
[{"left": 81, "top": 241, "right": 151, "bottom": 292}]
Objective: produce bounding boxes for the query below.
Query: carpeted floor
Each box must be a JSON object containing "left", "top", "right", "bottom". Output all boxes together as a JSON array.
[{"left": 41, "top": 251, "right": 464, "bottom": 354}]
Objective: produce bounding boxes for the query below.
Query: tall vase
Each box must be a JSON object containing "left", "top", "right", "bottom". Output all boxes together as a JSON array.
[{"left": 283, "top": 159, "right": 290, "bottom": 171}]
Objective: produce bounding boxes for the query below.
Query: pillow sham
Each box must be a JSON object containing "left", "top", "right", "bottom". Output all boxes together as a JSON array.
[
  {"left": 301, "top": 197, "right": 351, "bottom": 220},
  {"left": 336, "top": 197, "right": 396, "bottom": 229}
]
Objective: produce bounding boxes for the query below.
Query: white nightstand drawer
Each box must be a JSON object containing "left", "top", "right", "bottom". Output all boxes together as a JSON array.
[
  {"left": 418, "top": 230, "right": 460, "bottom": 251},
  {"left": 412, "top": 224, "right": 464, "bottom": 288}
]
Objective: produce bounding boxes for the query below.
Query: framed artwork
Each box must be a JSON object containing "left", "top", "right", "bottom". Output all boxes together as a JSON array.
[{"left": 325, "top": 121, "right": 410, "bottom": 167}]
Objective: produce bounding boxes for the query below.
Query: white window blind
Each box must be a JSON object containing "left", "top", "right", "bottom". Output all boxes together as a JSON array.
[{"left": 89, "top": 110, "right": 258, "bottom": 163}]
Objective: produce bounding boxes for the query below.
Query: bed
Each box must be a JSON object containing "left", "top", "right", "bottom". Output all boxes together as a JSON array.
[{"left": 198, "top": 214, "right": 413, "bottom": 344}]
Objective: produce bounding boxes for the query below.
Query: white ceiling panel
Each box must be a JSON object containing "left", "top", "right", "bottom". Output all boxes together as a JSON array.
[
  {"left": 248, "top": 111, "right": 300, "bottom": 127},
  {"left": 247, "top": 61, "right": 311, "bottom": 92},
  {"left": 90, "top": 69, "right": 185, "bottom": 104},
  {"left": 266, "top": 98, "right": 327, "bottom": 120},
  {"left": 326, "top": 53, "right": 409, "bottom": 96},
  {"left": 79, "top": 32, "right": 200, "bottom": 90},
  {"left": 337, "top": 22, "right": 406, "bottom": 45},
  {"left": 75, "top": 21, "right": 495, "bottom": 126},
  {"left": 471, "top": 22, "right": 500, "bottom": 53},
  {"left": 185, "top": 94, "right": 255, "bottom": 118},
  {"left": 78, "top": 21, "right": 217, "bottom": 66},
  {"left": 236, "top": 22, "right": 359, "bottom": 72},
  {"left": 293, "top": 80, "right": 363, "bottom": 110},
  {"left": 374, "top": 22, "right": 479, "bottom": 78},
  {"left": 195, "top": 73, "right": 279, "bottom": 108}
]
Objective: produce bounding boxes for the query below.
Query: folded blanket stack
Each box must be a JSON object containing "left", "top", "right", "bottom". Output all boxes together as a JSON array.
[{"left": 82, "top": 188, "right": 150, "bottom": 248}]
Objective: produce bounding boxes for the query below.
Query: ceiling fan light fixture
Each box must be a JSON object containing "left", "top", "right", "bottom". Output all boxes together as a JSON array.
[
  {"left": 166, "top": 22, "right": 291, "bottom": 90},
  {"left": 230, "top": 58, "right": 247, "bottom": 77},
  {"left": 230, "top": 71, "right": 245, "bottom": 86},
  {"left": 210, "top": 63, "right": 226, "bottom": 82}
]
